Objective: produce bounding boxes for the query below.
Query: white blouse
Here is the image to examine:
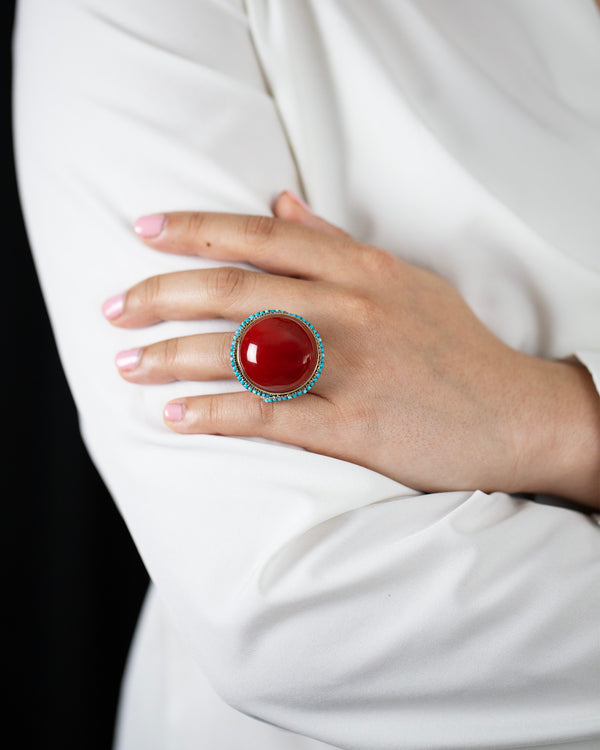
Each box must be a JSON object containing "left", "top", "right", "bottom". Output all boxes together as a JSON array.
[{"left": 13, "top": 1, "right": 600, "bottom": 748}]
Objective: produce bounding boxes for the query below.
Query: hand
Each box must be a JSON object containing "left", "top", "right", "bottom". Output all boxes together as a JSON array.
[{"left": 103, "top": 191, "right": 600, "bottom": 507}]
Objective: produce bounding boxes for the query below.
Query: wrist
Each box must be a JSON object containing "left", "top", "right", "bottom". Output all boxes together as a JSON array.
[{"left": 510, "top": 355, "right": 600, "bottom": 508}]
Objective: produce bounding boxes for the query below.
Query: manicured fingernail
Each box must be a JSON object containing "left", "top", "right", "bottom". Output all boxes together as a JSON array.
[
  {"left": 115, "top": 348, "right": 142, "bottom": 372},
  {"left": 102, "top": 293, "right": 125, "bottom": 320},
  {"left": 286, "top": 190, "right": 312, "bottom": 212},
  {"left": 164, "top": 402, "right": 186, "bottom": 422},
  {"left": 134, "top": 213, "right": 166, "bottom": 238}
]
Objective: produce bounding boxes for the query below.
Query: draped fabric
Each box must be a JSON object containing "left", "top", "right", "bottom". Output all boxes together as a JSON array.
[{"left": 12, "top": 1, "right": 600, "bottom": 748}]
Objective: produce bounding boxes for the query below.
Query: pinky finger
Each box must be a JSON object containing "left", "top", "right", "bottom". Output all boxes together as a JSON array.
[{"left": 163, "top": 391, "right": 330, "bottom": 445}]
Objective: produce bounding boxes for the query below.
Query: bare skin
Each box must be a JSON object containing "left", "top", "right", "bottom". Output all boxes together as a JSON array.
[{"left": 104, "top": 191, "right": 600, "bottom": 509}]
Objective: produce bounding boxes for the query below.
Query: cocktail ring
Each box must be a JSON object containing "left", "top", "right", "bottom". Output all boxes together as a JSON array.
[{"left": 230, "top": 310, "right": 324, "bottom": 402}]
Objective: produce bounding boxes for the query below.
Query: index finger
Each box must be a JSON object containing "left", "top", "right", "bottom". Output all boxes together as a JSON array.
[{"left": 133, "top": 210, "right": 362, "bottom": 282}]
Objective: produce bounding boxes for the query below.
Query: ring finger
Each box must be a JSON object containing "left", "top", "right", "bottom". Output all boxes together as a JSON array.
[{"left": 115, "top": 332, "right": 232, "bottom": 384}]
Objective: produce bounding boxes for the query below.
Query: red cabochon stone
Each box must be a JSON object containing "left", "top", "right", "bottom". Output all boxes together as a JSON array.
[{"left": 238, "top": 314, "right": 318, "bottom": 393}]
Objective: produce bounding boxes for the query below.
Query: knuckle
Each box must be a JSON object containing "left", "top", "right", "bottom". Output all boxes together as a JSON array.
[
  {"left": 206, "top": 395, "right": 223, "bottom": 427},
  {"left": 182, "top": 212, "right": 208, "bottom": 243},
  {"left": 243, "top": 214, "right": 276, "bottom": 246},
  {"left": 256, "top": 397, "right": 275, "bottom": 427},
  {"left": 219, "top": 335, "right": 234, "bottom": 368},
  {"left": 205, "top": 394, "right": 275, "bottom": 434},
  {"left": 338, "top": 288, "right": 378, "bottom": 323},
  {"left": 360, "top": 244, "right": 396, "bottom": 278},
  {"left": 162, "top": 337, "right": 180, "bottom": 373},
  {"left": 210, "top": 266, "right": 247, "bottom": 301},
  {"left": 139, "top": 274, "right": 163, "bottom": 309},
  {"left": 333, "top": 397, "right": 376, "bottom": 445}
]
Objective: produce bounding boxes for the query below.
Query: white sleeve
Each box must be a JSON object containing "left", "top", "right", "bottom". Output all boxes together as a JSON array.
[
  {"left": 577, "top": 352, "right": 600, "bottom": 399},
  {"left": 13, "top": 1, "right": 600, "bottom": 749}
]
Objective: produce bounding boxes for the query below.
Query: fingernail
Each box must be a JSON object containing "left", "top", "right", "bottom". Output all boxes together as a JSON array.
[
  {"left": 115, "top": 348, "right": 142, "bottom": 371},
  {"left": 286, "top": 190, "right": 312, "bottom": 212},
  {"left": 134, "top": 213, "right": 166, "bottom": 238},
  {"left": 102, "top": 293, "right": 125, "bottom": 320},
  {"left": 164, "top": 402, "right": 186, "bottom": 422}
]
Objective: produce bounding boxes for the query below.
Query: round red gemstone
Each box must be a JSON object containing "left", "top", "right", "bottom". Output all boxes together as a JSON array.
[{"left": 237, "top": 314, "right": 319, "bottom": 393}]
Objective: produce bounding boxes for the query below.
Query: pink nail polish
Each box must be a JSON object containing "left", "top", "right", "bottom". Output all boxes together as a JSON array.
[
  {"left": 164, "top": 402, "right": 185, "bottom": 422},
  {"left": 286, "top": 190, "right": 312, "bottom": 212},
  {"left": 115, "top": 348, "right": 142, "bottom": 371},
  {"left": 134, "top": 213, "right": 166, "bottom": 238},
  {"left": 102, "top": 293, "right": 125, "bottom": 320}
]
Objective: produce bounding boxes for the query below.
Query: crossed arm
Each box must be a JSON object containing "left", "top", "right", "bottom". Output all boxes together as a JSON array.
[
  {"left": 104, "top": 191, "right": 600, "bottom": 509},
  {"left": 14, "top": 0, "right": 600, "bottom": 746}
]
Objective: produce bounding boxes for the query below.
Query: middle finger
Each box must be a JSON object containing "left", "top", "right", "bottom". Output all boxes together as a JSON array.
[{"left": 105, "top": 267, "right": 328, "bottom": 328}]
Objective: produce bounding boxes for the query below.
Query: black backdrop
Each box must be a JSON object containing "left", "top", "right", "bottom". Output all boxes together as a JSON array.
[{"left": 5, "top": 3, "right": 149, "bottom": 748}]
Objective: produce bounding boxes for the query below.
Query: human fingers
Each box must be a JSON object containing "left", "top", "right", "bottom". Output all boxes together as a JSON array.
[
  {"left": 162, "top": 391, "right": 335, "bottom": 451},
  {"left": 102, "top": 266, "right": 326, "bottom": 329},
  {"left": 114, "top": 332, "right": 232, "bottom": 384},
  {"left": 132, "top": 206, "right": 361, "bottom": 281}
]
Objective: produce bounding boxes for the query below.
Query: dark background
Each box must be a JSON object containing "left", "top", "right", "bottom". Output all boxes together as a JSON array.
[{"left": 5, "top": 3, "right": 149, "bottom": 748}]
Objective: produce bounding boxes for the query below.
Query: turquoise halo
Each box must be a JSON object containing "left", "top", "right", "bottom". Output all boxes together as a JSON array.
[{"left": 230, "top": 310, "right": 325, "bottom": 402}]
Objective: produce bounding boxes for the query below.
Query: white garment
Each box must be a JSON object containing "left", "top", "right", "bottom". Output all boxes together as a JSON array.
[{"left": 12, "top": 1, "right": 600, "bottom": 748}]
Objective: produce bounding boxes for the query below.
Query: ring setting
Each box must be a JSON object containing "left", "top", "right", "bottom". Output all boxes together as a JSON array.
[{"left": 230, "top": 310, "right": 324, "bottom": 402}]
